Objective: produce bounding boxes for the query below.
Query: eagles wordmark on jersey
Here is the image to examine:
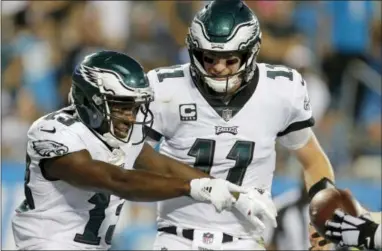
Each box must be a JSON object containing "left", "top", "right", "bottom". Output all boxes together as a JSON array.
[{"left": 145, "top": 62, "right": 314, "bottom": 238}]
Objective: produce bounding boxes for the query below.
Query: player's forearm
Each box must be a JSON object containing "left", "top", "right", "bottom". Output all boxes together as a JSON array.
[
  {"left": 295, "top": 135, "right": 335, "bottom": 191},
  {"left": 85, "top": 160, "right": 191, "bottom": 202},
  {"left": 134, "top": 143, "right": 211, "bottom": 179},
  {"left": 303, "top": 153, "right": 335, "bottom": 191},
  {"left": 157, "top": 153, "right": 211, "bottom": 179},
  {"left": 108, "top": 169, "right": 191, "bottom": 202}
]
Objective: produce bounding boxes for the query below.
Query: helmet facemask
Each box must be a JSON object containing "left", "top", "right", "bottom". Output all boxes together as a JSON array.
[
  {"left": 71, "top": 83, "right": 154, "bottom": 147},
  {"left": 102, "top": 94, "right": 154, "bottom": 146},
  {"left": 187, "top": 31, "right": 261, "bottom": 101}
]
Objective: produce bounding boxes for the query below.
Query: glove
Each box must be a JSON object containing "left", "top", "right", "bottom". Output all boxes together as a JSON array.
[
  {"left": 234, "top": 188, "right": 277, "bottom": 232},
  {"left": 325, "top": 209, "right": 379, "bottom": 249},
  {"left": 189, "top": 178, "right": 248, "bottom": 213}
]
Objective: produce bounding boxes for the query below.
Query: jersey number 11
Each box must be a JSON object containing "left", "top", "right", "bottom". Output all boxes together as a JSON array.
[{"left": 188, "top": 139, "right": 255, "bottom": 186}]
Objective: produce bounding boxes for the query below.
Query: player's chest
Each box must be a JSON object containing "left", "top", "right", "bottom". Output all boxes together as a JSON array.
[
  {"left": 169, "top": 96, "right": 287, "bottom": 141},
  {"left": 79, "top": 132, "right": 126, "bottom": 168},
  {"left": 163, "top": 97, "right": 284, "bottom": 167}
]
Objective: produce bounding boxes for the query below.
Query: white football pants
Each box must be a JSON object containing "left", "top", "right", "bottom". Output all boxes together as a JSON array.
[
  {"left": 16, "top": 241, "right": 97, "bottom": 250},
  {"left": 153, "top": 231, "right": 266, "bottom": 250}
]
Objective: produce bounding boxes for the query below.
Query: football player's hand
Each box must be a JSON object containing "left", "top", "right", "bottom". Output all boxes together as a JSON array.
[
  {"left": 189, "top": 178, "right": 248, "bottom": 213},
  {"left": 325, "top": 209, "right": 379, "bottom": 250},
  {"left": 234, "top": 188, "right": 278, "bottom": 232}
]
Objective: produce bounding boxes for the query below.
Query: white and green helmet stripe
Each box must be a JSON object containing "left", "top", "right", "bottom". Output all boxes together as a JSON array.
[{"left": 190, "top": 18, "right": 260, "bottom": 51}]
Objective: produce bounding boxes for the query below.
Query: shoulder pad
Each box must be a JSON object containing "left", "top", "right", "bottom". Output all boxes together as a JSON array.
[
  {"left": 28, "top": 107, "right": 80, "bottom": 136},
  {"left": 147, "top": 64, "right": 190, "bottom": 103},
  {"left": 27, "top": 110, "right": 86, "bottom": 159},
  {"left": 148, "top": 64, "right": 188, "bottom": 85},
  {"left": 259, "top": 63, "right": 302, "bottom": 84}
]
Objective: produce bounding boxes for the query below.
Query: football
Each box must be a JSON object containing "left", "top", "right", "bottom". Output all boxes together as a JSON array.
[{"left": 309, "top": 187, "right": 363, "bottom": 236}]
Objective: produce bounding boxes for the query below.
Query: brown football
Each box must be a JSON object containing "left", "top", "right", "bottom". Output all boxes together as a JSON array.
[{"left": 309, "top": 188, "right": 363, "bottom": 236}]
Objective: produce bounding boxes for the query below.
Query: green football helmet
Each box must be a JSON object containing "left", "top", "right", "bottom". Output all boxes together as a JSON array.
[
  {"left": 70, "top": 50, "right": 154, "bottom": 147},
  {"left": 186, "top": 0, "right": 261, "bottom": 98}
]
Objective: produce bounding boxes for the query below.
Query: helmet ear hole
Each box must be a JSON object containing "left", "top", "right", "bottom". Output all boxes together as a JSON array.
[
  {"left": 74, "top": 90, "right": 105, "bottom": 129},
  {"left": 76, "top": 103, "right": 104, "bottom": 129}
]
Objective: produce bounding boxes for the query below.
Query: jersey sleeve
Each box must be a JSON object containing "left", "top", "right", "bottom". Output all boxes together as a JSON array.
[
  {"left": 277, "top": 70, "right": 315, "bottom": 137},
  {"left": 27, "top": 121, "right": 86, "bottom": 162},
  {"left": 144, "top": 69, "right": 166, "bottom": 143}
]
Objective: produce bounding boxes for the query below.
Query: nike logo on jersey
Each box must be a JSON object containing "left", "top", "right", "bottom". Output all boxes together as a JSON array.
[{"left": 40, "top": 127, "right": 56, "bottom": 133}]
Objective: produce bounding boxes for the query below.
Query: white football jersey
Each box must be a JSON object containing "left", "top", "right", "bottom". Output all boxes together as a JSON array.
[
  {"left": 12, "top": 106, "right": 142, "bottom": 250},
  {"left": 145, "top": 63, "right": 314, "bottom": 238}
]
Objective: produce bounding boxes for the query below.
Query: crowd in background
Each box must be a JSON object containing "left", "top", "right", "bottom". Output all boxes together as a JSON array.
[
  {"left": 1, "top": 1, "right": 381, "bottom": 250},
  {"left": 3, "top": 0, "right": 380, "bottom": 178}
]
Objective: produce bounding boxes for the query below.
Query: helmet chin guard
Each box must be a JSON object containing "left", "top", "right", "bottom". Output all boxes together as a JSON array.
[
  {"left": 191, "top": 53, "right": 246, "bottom": 93},
  {"left": 204, "top": 76, "right": 241, "bottom": 93}
]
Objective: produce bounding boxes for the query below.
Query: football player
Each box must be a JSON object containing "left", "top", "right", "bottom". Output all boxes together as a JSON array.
[
  {"left": 143, "top": 0, "right": 337, "bottom": 250},
  {"left": 324, "top": 210, "right": 381, "bottom": 250},
  {"left": 11, "top": 51, "right": 250, "bottom": 250}
]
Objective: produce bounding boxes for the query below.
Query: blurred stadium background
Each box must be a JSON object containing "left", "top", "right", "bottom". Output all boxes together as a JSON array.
[{"left": 1, "top": 1, "right": 381, "bottom": 250}]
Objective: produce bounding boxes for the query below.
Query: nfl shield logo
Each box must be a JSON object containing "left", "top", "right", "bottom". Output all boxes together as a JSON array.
[
  {"left": 203, "top": 232, "right": 214, "bottom": 244},
  {"left": 222, "top": 108, "right": 232, "bottom": 122}
]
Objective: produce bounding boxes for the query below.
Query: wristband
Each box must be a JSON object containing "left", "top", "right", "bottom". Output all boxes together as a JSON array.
[{"left": 308, "top": 177, "right": 335, "bottom": 201}]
